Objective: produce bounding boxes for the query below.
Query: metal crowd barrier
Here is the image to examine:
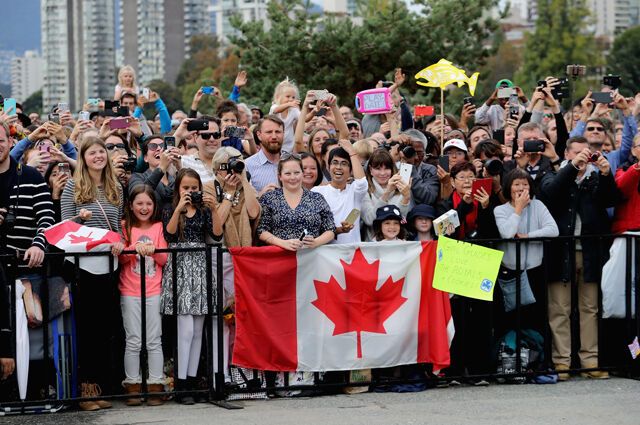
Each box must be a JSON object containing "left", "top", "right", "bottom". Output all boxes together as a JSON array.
[{"left": 0, "top": 233, "right": 638, "bottom": 414}]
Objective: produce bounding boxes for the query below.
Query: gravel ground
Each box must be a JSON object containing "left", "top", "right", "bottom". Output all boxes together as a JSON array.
[{"left": 2, "top": 377, "right": 640, "bottom": 425}]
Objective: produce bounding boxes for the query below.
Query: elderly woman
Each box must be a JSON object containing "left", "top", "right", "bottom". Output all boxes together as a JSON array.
[{"left": 257, "top": 154, "right": 336, "bottom": 250}]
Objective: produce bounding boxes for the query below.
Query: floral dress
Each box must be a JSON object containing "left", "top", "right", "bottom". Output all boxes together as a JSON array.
[{"left": 160, "top": 207, "right": 216, "bottom": 315}]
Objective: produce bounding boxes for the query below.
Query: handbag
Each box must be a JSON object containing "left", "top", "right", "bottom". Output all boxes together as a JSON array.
[{"left": 498, "top": 206, "right": 536, "bottom": 312}]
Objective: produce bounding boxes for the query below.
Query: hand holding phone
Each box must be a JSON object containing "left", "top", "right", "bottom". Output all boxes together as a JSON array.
[
  {"left": 399, "top": 163, "right": 413, "bottom": 184},
  {"left": 472, "top": 178, "right": 492, "bottom": 197}
]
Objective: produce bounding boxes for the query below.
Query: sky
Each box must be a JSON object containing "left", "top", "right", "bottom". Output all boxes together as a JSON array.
[{"left": 0, "top": 0, "right": 41, "bottom": 54}]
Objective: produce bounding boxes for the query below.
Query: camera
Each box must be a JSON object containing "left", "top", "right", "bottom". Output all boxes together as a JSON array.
[
  {"left": 1, "top": 209, "right": 16, "bottom": 228},
  {"left": 588, "top": 151, "right": 601, "bottom": 163},
  {"left": 537, "top": 80, "right": 547, "bottom": 88},
  {"left": 122, "top": 156, "right": 137, "bottom": 172},
  {"left": 523, "top": 140, "right": 545, "bottom": 153},
  {"left": 224, "top": 126, "right": 245, "bottom": 139},
  {"left": 483, "top": 159, "right": 504, "bottom": 176},
  {"left": 602, "top": 75, "right": 621, "bottom": 90},
  {"left": 381, "top": 141, "right": 399, "bottom": 151},
  {"left": 401, "top": 145, "right": 416, "bottom": 159},
  {"left": 190, "top": 191, "right": 203, "bottom": 205},
  {"left": 220, "top": 157, "right": 245, "bottom": 175}
]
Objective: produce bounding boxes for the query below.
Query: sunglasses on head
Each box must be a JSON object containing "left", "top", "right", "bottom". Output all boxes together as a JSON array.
[
  {"left": 280, "top": 152, "right": 302, "bottom": 161},
  {"left": 106, "top": 143, "right": 126, "bottom": 151},
  {"left": 199, "top": 132, "right": 221, "bottom": 140},
  {"left": 586, "top": 126, "right": 604, "bottom": 132}
]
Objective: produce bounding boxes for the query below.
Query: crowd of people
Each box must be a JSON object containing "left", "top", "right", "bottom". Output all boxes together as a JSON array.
[{"left": 1, "top": 65, "right": 639, "bottom": 408}]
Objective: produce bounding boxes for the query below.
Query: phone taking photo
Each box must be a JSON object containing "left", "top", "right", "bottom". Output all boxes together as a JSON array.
[
  {"left": 399, "top": 163, "right": 413, "bottom": 184},
  {"left": 438, "top": 155, "right": 449, "bottom": 172},
  {"left": 3, "top": 98, "right": 16, "bottom": 116},
  {"left": 344, "top": 209, "right": 360, "bottom": 226}
]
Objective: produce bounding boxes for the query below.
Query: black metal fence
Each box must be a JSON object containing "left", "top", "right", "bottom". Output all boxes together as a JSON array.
[{"left": 0, "top": 233, "right": 638, "bottom": 413}]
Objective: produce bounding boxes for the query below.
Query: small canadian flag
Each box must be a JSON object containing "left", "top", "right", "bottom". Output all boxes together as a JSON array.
[
  {"left": 45, "top": 221, "right": 121, "bottom": 274},
  {"left": 230, "top": 241, "right": 454, "bottom": 372}
]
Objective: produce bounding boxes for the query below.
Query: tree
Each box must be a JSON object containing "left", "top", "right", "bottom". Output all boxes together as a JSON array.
[
  {"left": 147, "top": 80, "right": 183, "bottom": 114},
  {"left": 175, "top": 34, "right": 223, "bottom": 87},
  {"left": 229, "top": 0, "right": 500, "bottom": 109},
  {"left": 515, "top": 0, "right": 603, "bottom": 94},
  {"left": 607, "top": 26, "right": 640, "bottom": 96},
  {"left": 22, "top": 89, "right": 43, "bottom": 115}
]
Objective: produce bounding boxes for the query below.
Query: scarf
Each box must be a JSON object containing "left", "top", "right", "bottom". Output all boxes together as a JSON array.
[
  {"left": 452, "top": 191, "right": 478, "bottom": 237},
  {"left": 210, "top": 177, "right": 258, "bottom": 247}
]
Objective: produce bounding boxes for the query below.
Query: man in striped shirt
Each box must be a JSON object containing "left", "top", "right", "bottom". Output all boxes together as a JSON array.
[{"left": 0, "top": 121, "right": 55, "bottom": 271}]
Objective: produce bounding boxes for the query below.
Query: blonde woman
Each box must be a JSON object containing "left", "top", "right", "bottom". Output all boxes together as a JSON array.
[
  {"left": 115, "top": 65, "right": 139, "bottom": 101},
  {"left": 61, "top": 136, "right": 124, "bottom": 411}
]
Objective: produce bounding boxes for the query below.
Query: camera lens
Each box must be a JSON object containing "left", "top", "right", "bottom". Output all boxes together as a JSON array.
[
  {"left": 228, "top": 158, "right": 245, "bottom": 174},
  {"left": 190, "top": 191, "right": 203, "bottom": 204},
  {"left": 402, "top": 145, "right": 416, "bottom": 159},
  {"left": 484, "top": 159, "right": 503, "bottom": 176}
]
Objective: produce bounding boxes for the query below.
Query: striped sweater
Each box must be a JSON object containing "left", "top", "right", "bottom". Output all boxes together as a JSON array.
[
  {"left": 60, "top": 179, "right": 124, "bottom": 236},
  {"left": 2, "top": 159, "right": 56, "bottom": 270}
]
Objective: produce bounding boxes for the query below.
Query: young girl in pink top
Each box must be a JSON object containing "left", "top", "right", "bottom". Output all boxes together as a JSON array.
[{"left": 119, "top": 185, "right": 168, "bottom": 405}]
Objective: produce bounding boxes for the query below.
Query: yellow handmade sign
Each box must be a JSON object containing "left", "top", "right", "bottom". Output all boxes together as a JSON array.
[
  {"left": 414, "top": 59, "right": 479, "bottom": 96},
  {"left": 432, "top": 236, "right": 503, "bottom": 301}
]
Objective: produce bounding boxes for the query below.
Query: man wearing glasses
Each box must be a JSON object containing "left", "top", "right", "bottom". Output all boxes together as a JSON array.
[
  {"left": 175, "top": 117, "right": 223, "bottom": 184},
  {"left": 570, "top": 92, "right": 636, "bottom": 175}
]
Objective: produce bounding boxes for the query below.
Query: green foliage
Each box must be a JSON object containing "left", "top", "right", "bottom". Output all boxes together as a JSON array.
[
  {"left": 148, "top": 79, "right": 183, "bottom": 114},
  {"left": 176, "top": 34, "right": 223, "bottom": 87},
  {"left": 22, "top": 89, "right": 43, "bottom": 115},
  {"left": 515, "top": 0, "right": 602, "bottom": 94},
  {"left": 607, "top": 26, "right": 640, "bottom": 96},
  {"left": 229, "top": 0, "right": 499, "bottom": 109}
]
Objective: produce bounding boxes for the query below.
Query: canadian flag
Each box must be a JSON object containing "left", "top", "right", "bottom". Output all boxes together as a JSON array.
[
  {"left": 44, "top": 221, "right": 121, "bottom": 274},
  {"left": 230, "top": 241, "right": 454, "bottom": 372}
]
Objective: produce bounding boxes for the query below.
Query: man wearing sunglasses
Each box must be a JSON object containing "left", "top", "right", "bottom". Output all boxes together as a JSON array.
[
  {"left": 175, "top": 117, "right": 222, "bottom": 185},
  {"left": 570, "top": 92, "right": 637, "bottom": 176}
]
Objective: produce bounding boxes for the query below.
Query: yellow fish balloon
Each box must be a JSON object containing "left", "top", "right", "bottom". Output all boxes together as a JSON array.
[{"left": 415, "top": 59, "right": 479, "bottom": 96}]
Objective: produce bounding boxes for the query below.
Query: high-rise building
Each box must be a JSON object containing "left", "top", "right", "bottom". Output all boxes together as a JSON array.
[
  {"left": 0, "top": 50, "right": 16, "bottom": 87},
  {"left": 588, "top": 0, "right": 635, "bottom": 42},
  {"left": 120, "top": 0, "right": 210, "bottom": 85},
  {"left": 41, "top": 0, "right": 116, "bottom": 112},
  {"left": 10, "top": 51, "right": 44, "bottom": 103},
  {"left": 209, "top": 0, "right": 268, "bottom": 44}
]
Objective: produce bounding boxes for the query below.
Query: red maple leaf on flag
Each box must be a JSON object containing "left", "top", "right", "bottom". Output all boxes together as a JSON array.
[
  {"left": 311, "top": 248, "right": 407, "bottom": 359},
  {"left": 68, "top": 232, "right": 95, "bottom": 245}
]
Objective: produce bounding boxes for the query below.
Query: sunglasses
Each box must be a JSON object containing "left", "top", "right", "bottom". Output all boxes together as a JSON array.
[
  {"left": 280, "top": 152, "right": 302, "bottom": 161},
  {"left": 586, "top": 126, "right": 604, "bottom": 132},
  {"left": 106, "top": 143, "right": 126, "bottom": 151},
  {"left": 199, "top": 132, "right": 221, "bottom": 140},
  {"left": 147, "top": 142, "right": 164, "bottom": 151},
  {"left": 347, "top": 123, "right": 360, "bottom": 129}
]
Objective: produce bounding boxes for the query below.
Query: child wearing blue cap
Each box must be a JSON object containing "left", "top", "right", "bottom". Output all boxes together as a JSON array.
[{"left": 407, "top": 204, "right": 436, "bottom": 241}]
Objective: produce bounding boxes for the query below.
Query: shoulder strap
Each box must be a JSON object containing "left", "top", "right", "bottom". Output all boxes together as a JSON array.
[{"left": 95, "top": 198, "right": 114, "bottom": 232}]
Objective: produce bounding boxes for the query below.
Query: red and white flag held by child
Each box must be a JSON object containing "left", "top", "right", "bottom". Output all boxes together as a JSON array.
[
  {"left": 230, "top": 241, "right": 454, "bottom": 372},
  {"left": 44, "top": 220, "right": 121, "bottom": 274}
]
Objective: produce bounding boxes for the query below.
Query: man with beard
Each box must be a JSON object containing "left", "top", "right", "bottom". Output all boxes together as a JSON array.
[{"left": 245, "top": 115, "right": 285, "bottom": 197}]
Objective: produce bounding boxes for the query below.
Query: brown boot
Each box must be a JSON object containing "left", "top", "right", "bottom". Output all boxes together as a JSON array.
[
  {"left": 79, "top": 383, "right": 100, "bottom": 411},
  {"left": 90, "top": 383, "right": 113, "bottom": 409},
  {"left": 146, "top": 384, "right": 165, "bottom": 406},
  {"left": 123, "top": 383, "right": 143, "bottom": 406}
]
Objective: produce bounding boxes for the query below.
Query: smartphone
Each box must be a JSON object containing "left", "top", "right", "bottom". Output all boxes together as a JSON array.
[
  {"left": 3, "top": 98, "right": 16, "bottom": 116},
  {"left": 299, "top": 229, "right": 309, "bottom": 241},
  {"left": 438, "top": 155, "right": 449, "bottom": 172},
  {"left": 463, "top": 97, "right": 473, "bottom": 106},
  {"left": 57, "top": 102, "right": 70, "bottom": 113},
  {"left": 497, "top": 87, "right": 515, "bottom": 99},
  {"left": 344, "top": 209, "right": 360, "bottom": 226},
  {"left": 493, "top": 129, "right": 505, "bottom": 145},
  {"left": 381, "top": 81, "right": 394, "bottom": 88},
  {"left": 224, "top": 126, "right": 245, "bottom": 138},
  {"left": 566, "top": 64, "right": 586, "bottom": 77},
  {"left": 109, "top": 117, "right": 130, "bottom": 130},
  {"left": 315, "top": 107, "right": 328, "bottom": 117},
  {"left": 104, "top": 100, "right": 118, "bottom": 110},
  {"left": 57, "top": 162, "right": 71, "bottom": 178},
  {"left": 523, "top": 139, "right": 545, "bottom": 153},
  {"left": 79, "top": 111, "right": 91, "bottom": 121},
  {"left": 87, "top": 98, "right": 101, "bottom": 106},
  {"left": 140, "top": 87, "right": 150, "bottom": 98},
  {"left": 472, "top": 178, "right": 493, "bottom": 197},
  {"left": 399, "top": 163, "right": 413, "bottom": 184},
  {"left": 48, "top": 113, "right": 60, "bottom": 124},
  {"left": 311, "top": 89, "right": 329, "bottom": 101},
  {"left": 39, "top": 145, "right": 51, "bottom": 153},
  {"left": 591, "top": 91, "right": 614, "bottom": 104},
  {"left": 116, "top": 106, "right": 129, "bottom": 117},
  {"left": 201, "top": 86, "right": 214, "bottom": 95},
  {"left": 164, "top": 136, "right": 176, "bottom": 149},
  {"left": 187, "top": 119, "right": 209, "bottom": 132},
  {"left": 602, "top": 75, "right": 621, "bottom": 90}
]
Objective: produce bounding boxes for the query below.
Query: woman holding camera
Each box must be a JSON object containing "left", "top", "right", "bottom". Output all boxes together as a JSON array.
[{"left": 60, "top": 136, "right": 124, "bottom": 410}]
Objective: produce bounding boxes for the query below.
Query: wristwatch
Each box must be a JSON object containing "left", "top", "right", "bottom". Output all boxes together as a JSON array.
[{"left": 222, "top": 192, "right": 234, "bottom": 202}]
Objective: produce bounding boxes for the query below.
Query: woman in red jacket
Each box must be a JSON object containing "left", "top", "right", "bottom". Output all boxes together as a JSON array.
[{"left": 612, "top": 135, "right": 640, "bottom": 233}]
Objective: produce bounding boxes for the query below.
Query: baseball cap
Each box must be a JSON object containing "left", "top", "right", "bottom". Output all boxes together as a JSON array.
[
  {"left": 495, "top": 79, "right": 514, "bottom": 89},
  {"left": 442, "top": 138, "right": 468, "bottom": 153}
]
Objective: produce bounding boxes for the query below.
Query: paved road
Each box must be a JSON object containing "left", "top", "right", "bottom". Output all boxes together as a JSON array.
[{"left": 3, "top": 377, "right": 640, "bottom": 425}]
